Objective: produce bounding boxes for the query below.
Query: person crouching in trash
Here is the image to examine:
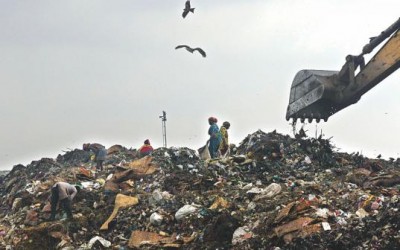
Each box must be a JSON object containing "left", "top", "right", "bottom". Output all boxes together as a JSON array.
[{"left": 49, "top": 182, "right": 80, "bottom": 221}]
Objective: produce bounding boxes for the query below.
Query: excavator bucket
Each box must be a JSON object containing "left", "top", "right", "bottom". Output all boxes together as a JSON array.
[
  {"left": 286, "top": 18, "right": 400, "bottom": 123},
  {"left": 285, "top": 69, "right": 350, "bottom": 123}
]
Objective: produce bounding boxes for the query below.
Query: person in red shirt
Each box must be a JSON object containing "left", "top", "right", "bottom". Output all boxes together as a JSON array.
[{"left": 138, "top": 139, "right": 154, "bottom": 158}]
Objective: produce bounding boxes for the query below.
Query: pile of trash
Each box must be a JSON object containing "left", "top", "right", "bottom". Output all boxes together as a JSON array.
[{"left": 0, "top": 129, "right": 400, "bottom": 249}]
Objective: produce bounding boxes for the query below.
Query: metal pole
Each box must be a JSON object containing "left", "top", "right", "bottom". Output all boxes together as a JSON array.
[{"left": 159, "top": 111, "right": 167, "bottom": 148}]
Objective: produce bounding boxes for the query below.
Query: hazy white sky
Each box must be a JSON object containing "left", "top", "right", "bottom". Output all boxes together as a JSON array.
[{"left": 1, "top": 0, "right": 399, "bottom": 170}]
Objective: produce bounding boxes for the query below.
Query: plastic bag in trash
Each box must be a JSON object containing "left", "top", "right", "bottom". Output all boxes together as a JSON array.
[
  {"left": 198, "top": 142, "right": 211, "bottom": 160},
  {"left": 175, "top": 204, "right": 200, "bottom": 220},
  {"left": 87, "top": 236, "right": 111, "bottom": 248}
]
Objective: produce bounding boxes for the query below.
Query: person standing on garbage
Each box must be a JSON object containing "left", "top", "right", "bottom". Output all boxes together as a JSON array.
[
  {"left": 83, "top": 143, "right": 107, "bottom": 171},
  {"left": 219, "top": 121, "right": 230, "bottom": 157},
  {"left": 49, "top": 182, "right": 80, "bottom": 221},
  {"left": 138, "top": 139, "right": 154, "bottom": 158},
  {"left": 208, "top": 117, "right": 222, "bottom": 158}
]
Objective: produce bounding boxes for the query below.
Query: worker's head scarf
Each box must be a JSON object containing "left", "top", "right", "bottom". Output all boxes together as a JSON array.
[
  {"left": 144, "top": 139, "right": 150, "bottom": 145},
  {"left": 208, "top": 117, "right": 218, "bottom": 124}
]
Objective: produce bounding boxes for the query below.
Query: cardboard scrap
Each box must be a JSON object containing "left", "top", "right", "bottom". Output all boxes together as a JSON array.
[
  {"left": 274, "top": 217, "right": 314, "bottom": 237},
  {"left": 128, "top": 156, "right": 158, "bottom": 175},
  {"left": 80, "top": 167, "right": 92, "bottom": 177},
  {"left": 104, "top": 169, "right": 135, "bottom": 192},
  {"left": 274, "top": 202, "right": 295, "bottom": 223},
  {"left": 128, "top": 230, "right": 195, "bottom": 248},
  {"left": 282, "top": 223, "right": 322, "bottom": 243},
  {"left": 107, "top": 144, "right": 124, "bottom": 155},
  {"left": 297, "top": 223, "right": 322, "bottom": 237},
  {"left": 100, "top": 194, "right": 139, "bottom": 230},
  {"left": 209, "top": 197, "right": 229, "bottom": 210}
]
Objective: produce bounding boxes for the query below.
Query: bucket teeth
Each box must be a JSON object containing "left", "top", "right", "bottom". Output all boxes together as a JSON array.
[
  {"left": 288, "top": 112, "right": 326, "bottom": 124},
  {"left": 307, "top": 113, "right": 314, "bottom": 123},
  {"left": 300, "top": 114, "right": 306, "bottom": 123}
]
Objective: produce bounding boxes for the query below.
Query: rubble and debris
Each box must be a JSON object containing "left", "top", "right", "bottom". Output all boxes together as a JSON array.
[{"left": 1, "top": 129, "right": 400, "bottom": 249}]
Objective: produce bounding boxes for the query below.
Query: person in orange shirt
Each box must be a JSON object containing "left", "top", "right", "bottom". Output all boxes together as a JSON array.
[{"left": 138, "top": 139, "right": 154, "bottom": 158}]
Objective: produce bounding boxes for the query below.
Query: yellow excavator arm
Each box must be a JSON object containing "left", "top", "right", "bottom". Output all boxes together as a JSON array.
[{"left": 286, "top": 18, "right": 400, "bottom": 123}]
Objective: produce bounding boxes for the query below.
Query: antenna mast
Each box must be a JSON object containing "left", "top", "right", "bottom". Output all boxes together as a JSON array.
[{"left": 159, "top": 111, "right": 167, "bottom": 147}]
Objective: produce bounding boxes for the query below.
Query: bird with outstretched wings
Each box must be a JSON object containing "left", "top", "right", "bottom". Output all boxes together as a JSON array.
[
  {"left": 175, "top": 45, "right": 206, "bottom": 57},
  {"left": 182, "top": 0, "right": 195, "bottom": 18}
]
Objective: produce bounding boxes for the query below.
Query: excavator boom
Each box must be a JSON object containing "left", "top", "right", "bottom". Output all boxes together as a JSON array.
[{"left": 286, "top": 18, "right": 400, "bottom": 123}]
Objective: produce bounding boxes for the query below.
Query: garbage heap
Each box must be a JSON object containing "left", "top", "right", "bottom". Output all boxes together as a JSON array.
[{"left": 0, "top": 130, "right": 400, "bottom": 250}]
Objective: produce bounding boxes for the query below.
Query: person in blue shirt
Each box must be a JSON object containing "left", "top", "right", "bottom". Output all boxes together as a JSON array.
[{"left": 208, "top": 117, "right": 222, "bottom": 158}]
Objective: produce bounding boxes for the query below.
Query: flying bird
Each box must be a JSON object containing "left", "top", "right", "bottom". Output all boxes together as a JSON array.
[
  {"left": 175, "top": 45, "right": 206, "bottom": 57},
  {"left": 182, "top": 0, "right": 195, "bottom": 18}
]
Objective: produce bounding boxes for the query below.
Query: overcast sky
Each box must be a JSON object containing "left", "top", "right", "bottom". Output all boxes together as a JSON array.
[{"left": 1, "top": 0, "right": 399, "bottom": 170}]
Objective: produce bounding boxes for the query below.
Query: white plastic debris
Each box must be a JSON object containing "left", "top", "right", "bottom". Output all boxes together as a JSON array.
[
  {"left": 308, "top": 194, "right": 316, "bottom": 201},
  {"left": 356, "top": 208, "right": 369, "bottom": 218},
  {"left": 93, "top": 182, "right": 101, "bottom": 189},
  {"left": 162, "top": 191, "right": 173, "bottom": 199},
  {"left": 232, "top": 226, "right": 252, "bottom": 245},
  {"left": 87, "top": 236, "right": 111, "bottom": 248},
  {"left": 336, "top": 217, "right": 348, "bottom": 225},
  {"left": 322, "top": 222, "right": 331, "bottom": 231},
  {"left": 12, "top": 198, "right": 22, "bottom": 212},
  {"left": 247, "top": 183, "right": 282, "bottom": 198},
  {"left": 303, "top": 155, "right": 312, "bottom": 164},
  {"left": 175, "top": 204, "right": 199, "bottom": 220},
  {"left": 241, "top": 183, "right": 253, "bottom": 190},
  {"left": 25, "top": 180, "right": 41, "bottom": 194},
  {"left": 246, "top": 187, "right": 263, "bottom": 194},
  {"left": 150, "top": 212, "right": 163, "bottom": 226},
  {"left": 247, "top": 202, "right": 256, "bottom": 210},
  {"left": 152, "top": 189, "right": 163, "bottom": 202},
  {"left": 315, "top": 208, "right": 329, "bottom": 218},
  {"left": 81, "top": 181, "right": 94, "bottom": 189}
]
